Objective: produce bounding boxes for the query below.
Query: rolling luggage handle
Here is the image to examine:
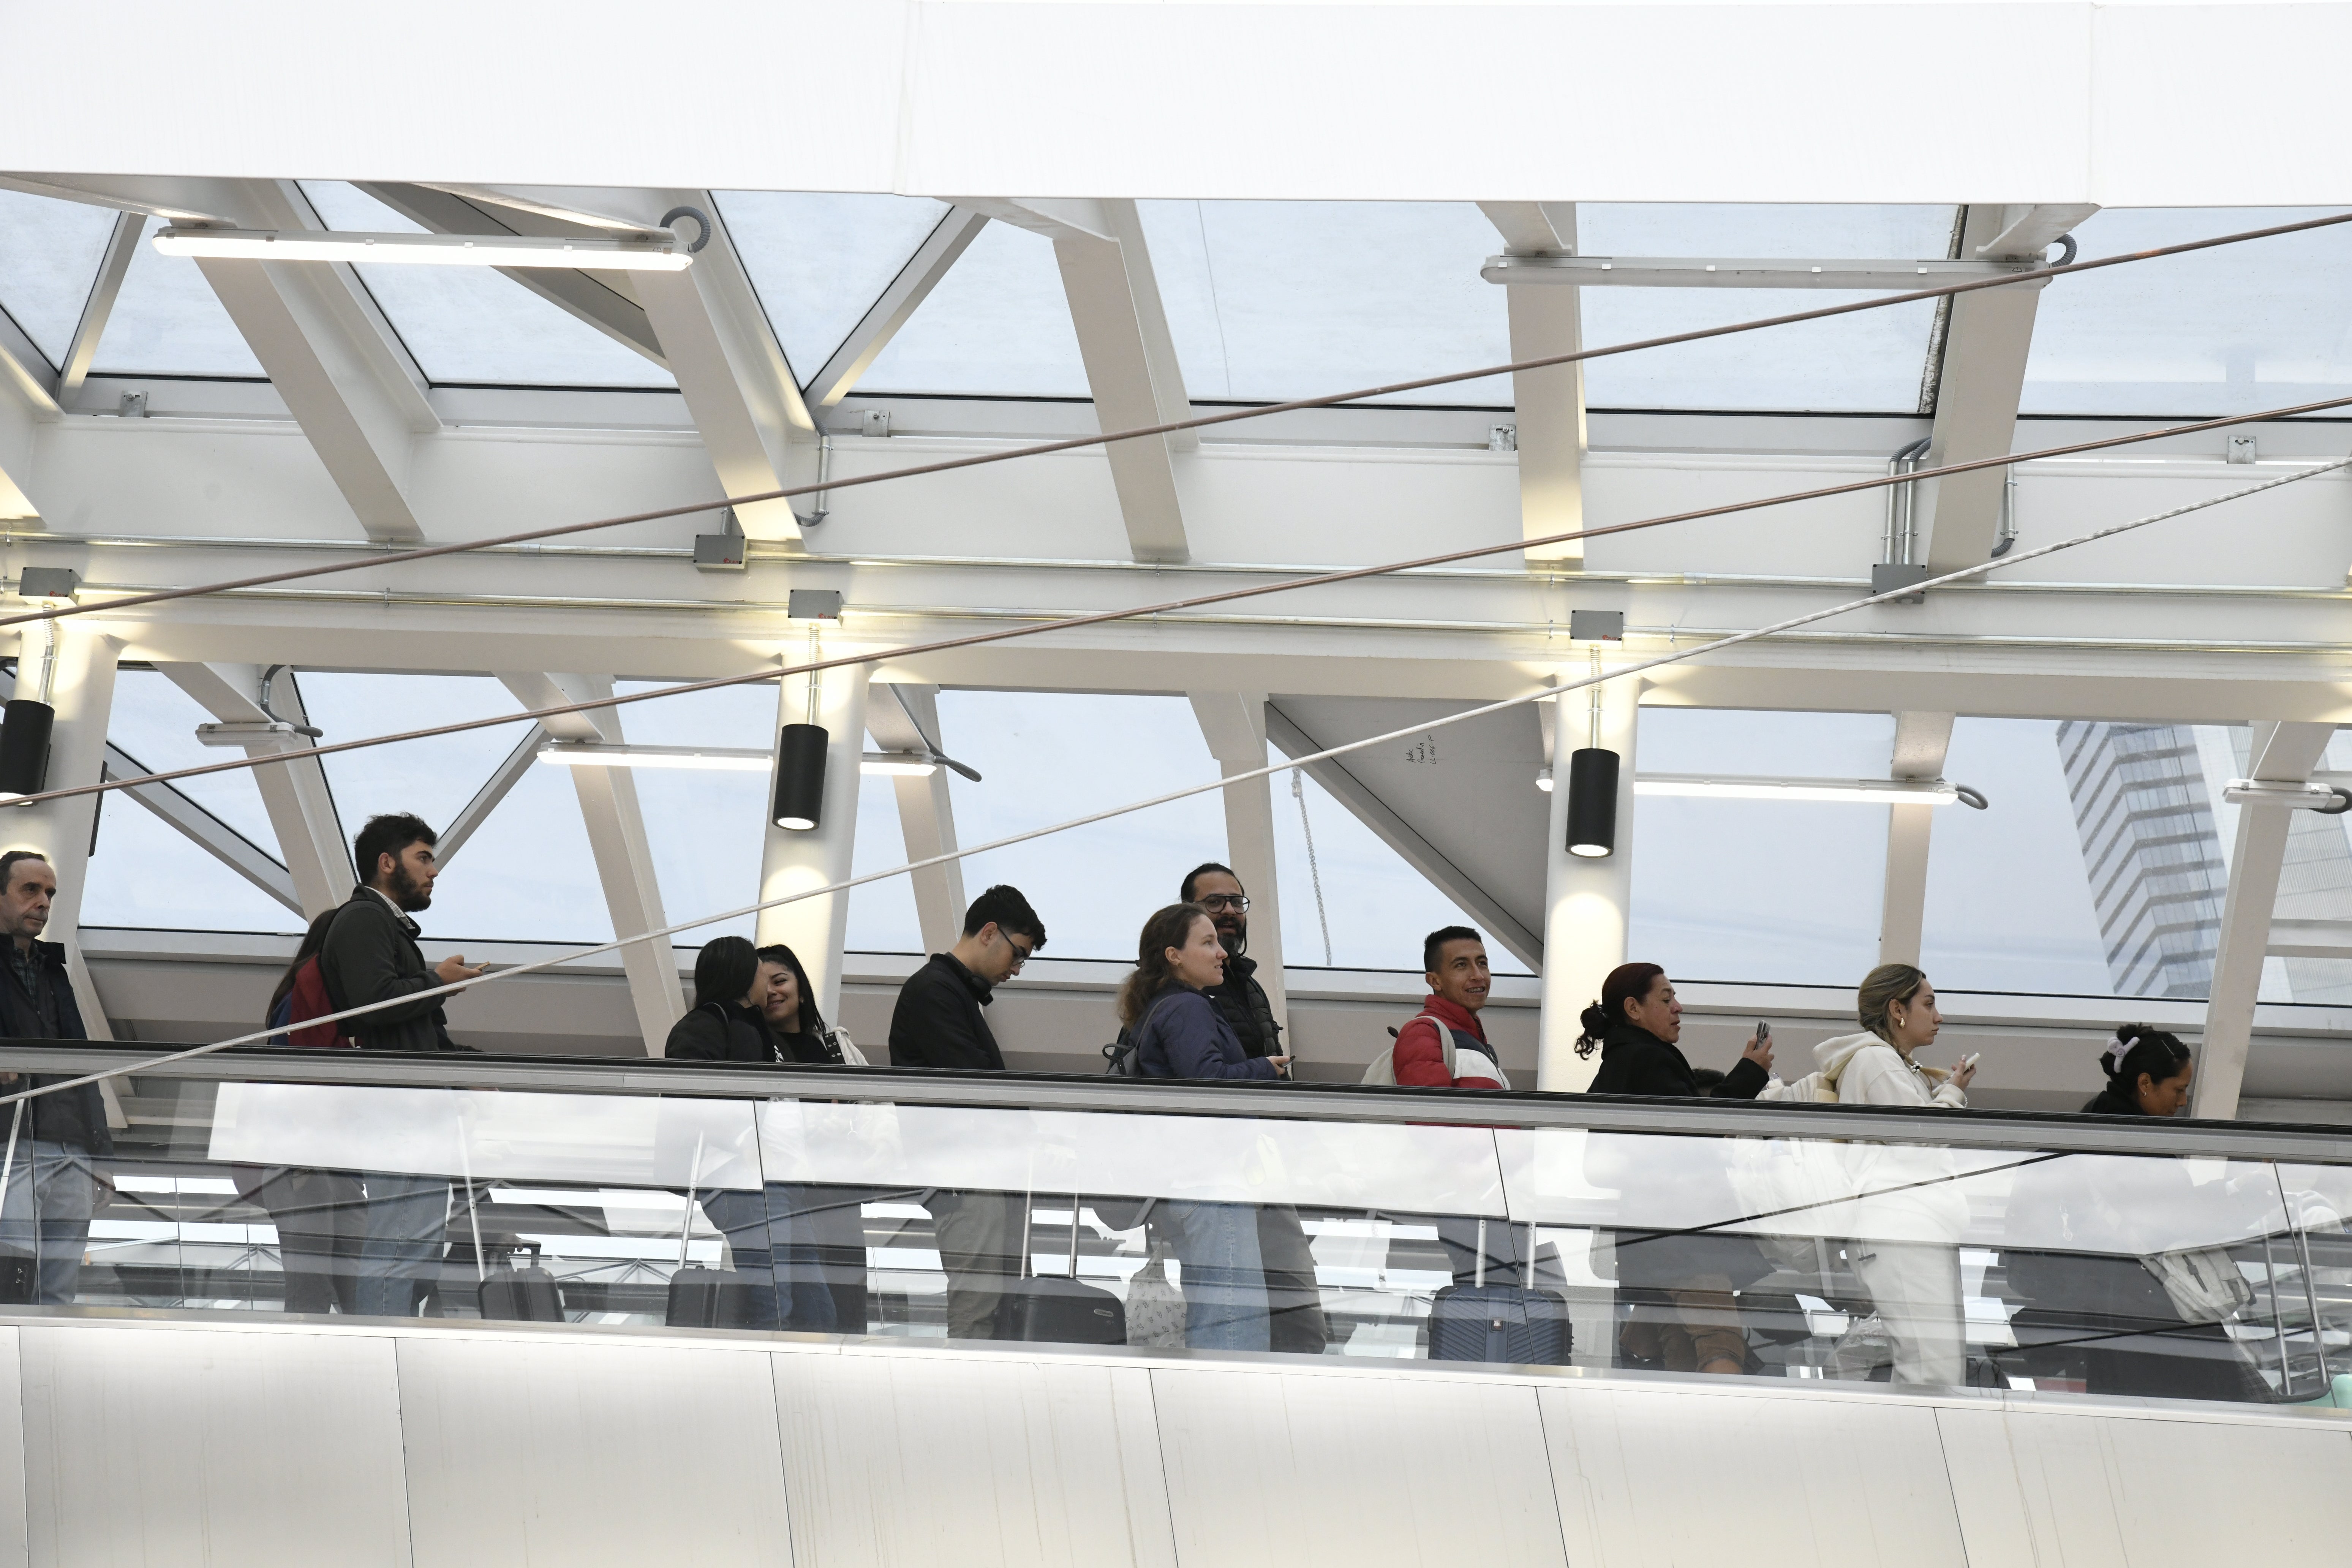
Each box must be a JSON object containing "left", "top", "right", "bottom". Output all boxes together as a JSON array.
[
  {"left": 1469, "top": 1217, "right": 1540, "bottom": 1290},
  {"left": 677, "top": 1132, "right": 705, "bottom": 1269}
]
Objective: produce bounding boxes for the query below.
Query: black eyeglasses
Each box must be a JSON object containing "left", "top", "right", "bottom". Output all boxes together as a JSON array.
[
  {"left": 1197, "top": 894, "right": 1251, "bottom": 913},
  {"left": 1005, "top": 937, "right": 1034, "bottom": 971}
]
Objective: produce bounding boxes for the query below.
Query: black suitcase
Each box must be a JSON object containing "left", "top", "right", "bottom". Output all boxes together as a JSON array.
[
  {"left": 1000, "top": 1190, "right": 1127, "bottom": 1345},
  {"left": 1002, "top": 1276, "right": 1127, "bottom": 1344},
  {"left": 1429, "top": 1219, "right": 1571, "bottom": 1366},
  {"left": 477, "top": 1242, "right": 565, "bottom": 1323},
  {"left": 0, "top": 1249, "right": 34, "bottom": 1305},
  {"left": 667, "top": 1266, "right": 762, "bottom": 1329}
]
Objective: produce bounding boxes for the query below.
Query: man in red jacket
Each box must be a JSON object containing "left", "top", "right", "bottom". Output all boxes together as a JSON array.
[{"left": 1393, "top": 926, "right": 1506, "bottom": 1089}]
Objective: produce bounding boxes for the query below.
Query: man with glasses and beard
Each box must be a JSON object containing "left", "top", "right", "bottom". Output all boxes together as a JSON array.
[
  {"left": 1174, "top": 862, "right": 1328, "bottom": 1354},
  {"left": 321, "top": 813, "right": 484, "bottom": 1316}
]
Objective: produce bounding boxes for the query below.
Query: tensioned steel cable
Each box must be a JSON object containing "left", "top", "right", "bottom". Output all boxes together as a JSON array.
[
  {"left": 11, "top": 387, "right": 2352, "bottom": 813},
  {"left": 4, "top": 455, "right": 2341, "bottom": 1110},
  {"left": 0, "top": 207, "right": 2348, "bottom": 639}
]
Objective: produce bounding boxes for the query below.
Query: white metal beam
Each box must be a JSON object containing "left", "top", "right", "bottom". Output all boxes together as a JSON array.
[
  {"left": 1264, "top": 702, "right": 1542, "bottom": 971},
  {"left": 1481, "top": 202, "right": 1585, "bottom": 567},
  {"left": 435, "top": 184, "right": 813, "bottom": 538},
  {"left": 55, "top": 211, "right": 141, "bottom": 407},
  {"left": 804, "top": 207, "right": 988, "bottom": 413},
  {"left": 865, "top": 683, "right": 966, "bottom": 955},
  {"left": 103, "top": 746, "right": 302, "bottom": 914},
  {"left": 436, "top": 724, "right": 549, "bottom": 869},
  {"left": 357, "top": 182, "right": 666, "bottom": 365},
  {"left": 498, "top": 672, "right": 681, "bottom": 1053},
  {"left": 1190, "top": 691, "right": 1289, "bottom": 1034},
  {"left": 982, "top": 197, "right": 1193, "bottom": 561},
  {"left": 1482, "top": 254, "right": 2047, "bottom": 289},
  {"left": 0, "top": 318, "right": 43, "bottom": 518},
  {"left": 1914, "top": 203, "right": 2089, "bottom": 572},
  {"left": 156, "top": 663, "right": 352, "bottom": 918},
  {"left": 2192, "top": 719, "right": 2335, "bottom": 1120},
  {"left": 1877, "top": 710, "right": 1955, "bottom": 967}
]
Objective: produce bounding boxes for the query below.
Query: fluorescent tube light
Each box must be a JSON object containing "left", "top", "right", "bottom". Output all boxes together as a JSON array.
[
  {"left": 2222, "top": 778, "right": 2352, "bottom": 813},
  {"left": 537, "top": 744, "right": 769, "bottom": 772},
  {"left": 153, "top": 228, "right": 692, "bottom": 271},
  {"left": 1636, "top": 774, "right": 1964, "bottom": 805}
]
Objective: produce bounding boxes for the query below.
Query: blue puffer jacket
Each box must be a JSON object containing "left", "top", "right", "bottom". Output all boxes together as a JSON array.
[{"left": 1134, "top": 983, "right": 1281, "bottom": 1081}]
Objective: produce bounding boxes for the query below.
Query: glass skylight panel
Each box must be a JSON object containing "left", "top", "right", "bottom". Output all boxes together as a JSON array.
[
  {"left": 103, "top": 669, "right": 279, "bottom": 850},
  {"left": 1575, "top": 204, "right": 1955, "bottom": 411},
  {"left": 0, "top": 188, "right": 115, "bottom": 367},
  {"left": 303, "top": 673, "right": 612, "bottom": 944},
  {"left": 298, "top": 182, "right": 673, "bottom": 388},
  {"left": 860, "top": 221, "right": 1088, "bottom": 398},
  {"left": 1630, "top": 708, "right": 1895, "bottom": 985},
  {"left": 714, "top": 191, "right": 950, "bottom": 383},
  {"left": 2022, "top": 207, "right": 2352, "bottom": 416},
  {"left": 613, "top": 679, "right": 772, "bottom": 946},
  {"left": 1140, "top": 200, "right": 1512, "bottom": 405},
  {"left": 84, "top": 799, "right": 299, "bottom": 935},
  {"left": 92, "top": 216, "right": 265, "bottom": 377}
]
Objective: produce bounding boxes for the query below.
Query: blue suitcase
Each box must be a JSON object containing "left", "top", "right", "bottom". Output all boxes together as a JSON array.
[{"left": 1428, "top": 1220, "right": 1571, "bottom": 1365}]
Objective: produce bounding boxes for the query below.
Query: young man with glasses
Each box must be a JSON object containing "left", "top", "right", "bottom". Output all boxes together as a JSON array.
[{"left": 888, "top": 885, "right": 1046, "bottom": 1340}]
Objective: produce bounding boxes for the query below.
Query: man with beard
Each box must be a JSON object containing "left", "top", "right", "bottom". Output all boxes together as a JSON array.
[
  {"left": 1176, "top": 862, "right": 1328, "bottom": 1353},
  {"left": 321, "top": 813, "right": 482, "bottom": 1316}
]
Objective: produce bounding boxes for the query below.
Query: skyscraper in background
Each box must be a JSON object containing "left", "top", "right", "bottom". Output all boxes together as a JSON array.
[
  {"left": 2059, "top": 722, "right": 2352, "bottom": 1002},
  {"left": 2056, "top": 722, "right": 2227, "bottom": 997}
]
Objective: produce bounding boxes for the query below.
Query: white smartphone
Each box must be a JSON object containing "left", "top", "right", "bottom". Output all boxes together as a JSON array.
[{"left": 1958, "top": 1052, "right": 1981, "bottom": 1072}]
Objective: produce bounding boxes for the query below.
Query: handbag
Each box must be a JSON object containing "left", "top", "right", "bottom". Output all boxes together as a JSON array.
[
  {"left": 2147, "top": 1245, "right": 2253, "bottom": 1325},
  {"left": 1124, "top": 1232, "right": 1187, "bottom": 1348}
]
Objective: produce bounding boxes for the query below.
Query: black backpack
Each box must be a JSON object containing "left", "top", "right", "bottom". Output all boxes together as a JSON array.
[{"left": 1101, "top": 993, "right": 1180, "bottom": 1077}]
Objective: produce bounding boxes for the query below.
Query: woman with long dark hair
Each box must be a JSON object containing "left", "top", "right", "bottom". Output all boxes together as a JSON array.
[
  {"left": 1125, "top": 902, "right": 1286, "bottom": 1350},
  {"left": 664, "top": 937, "right": 834, "bottom": 1333},
  {"left": 1576, "top": 961, "right": 1772, "bottom": 1374}
]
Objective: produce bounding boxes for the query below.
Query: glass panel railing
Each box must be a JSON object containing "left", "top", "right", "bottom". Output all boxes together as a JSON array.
[{"left": 8, "top": 1043, "right": 2350, "bottom": 1414}]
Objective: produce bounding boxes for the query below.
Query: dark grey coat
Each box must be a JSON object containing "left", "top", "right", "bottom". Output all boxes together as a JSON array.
[{"left": 318, "top": 887, "right": 459, "bottom": 1053}]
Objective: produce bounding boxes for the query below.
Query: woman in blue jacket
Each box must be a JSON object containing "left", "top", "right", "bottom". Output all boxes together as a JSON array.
[{"left": 1122, "top": 902, "right": 1290, "bottom": 1350}]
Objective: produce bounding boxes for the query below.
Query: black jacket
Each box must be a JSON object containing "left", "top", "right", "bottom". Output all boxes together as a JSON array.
[
  {"left": 0, "top": 938, "right": 112, "bottom": 1154},
  {"left": 1202, "top": 953, "right": 1282, "bottom": 1060},
  {"left": 318, "top": 887, "right": 459, "bottom": 1053},
  {"left": 665, "top": 1001, "right": 780, "bottom": 1063},
  {"left": 1587, "top": 1021, "right": 1767, "bottom": 1100},
  {"left": 2081, "top": 1086, "right": 2143, "bottom": 1115},
  {"left": 888, "top": 953, "right": 1002, "bottom": 1070}
]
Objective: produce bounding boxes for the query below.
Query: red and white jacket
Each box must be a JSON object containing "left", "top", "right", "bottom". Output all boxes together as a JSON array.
[{"left": 1392, "top": 995, "right": 1508, "bottom": 1090}]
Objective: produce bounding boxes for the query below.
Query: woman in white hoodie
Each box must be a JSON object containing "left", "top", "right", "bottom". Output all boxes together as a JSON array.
[{"left": 1814, "top": 964, "right": 1979, "bottom": 1386}]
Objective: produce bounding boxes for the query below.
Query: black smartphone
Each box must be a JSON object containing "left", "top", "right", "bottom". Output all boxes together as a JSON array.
[{"left": 1755, "top": 1020, "right": 1771, "bottom": 1042}]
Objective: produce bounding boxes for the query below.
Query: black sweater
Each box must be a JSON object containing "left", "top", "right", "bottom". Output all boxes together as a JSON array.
[
  {"left": 888, "top": 953, "right": 1003, "bottom": 1070},
  {"left": 1587, "top": 1022, "right": 1768, "bottom": 1099},
  {"left": 665, "top": 1001, "right": 780, "bottom": 1063}
]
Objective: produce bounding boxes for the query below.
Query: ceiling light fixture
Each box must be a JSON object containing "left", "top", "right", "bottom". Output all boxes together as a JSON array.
[
  {"left": 1636, "top": 774, "right": 1988, "bottom": 808},
  {"left": 537, "top": 743, "right": 770, "bottom": 772},
  {"left": 152, "top": 228, "right": 693, "bottom": 271},
  {"left": 772, "top": 724, "right": 830, "bottom": 831}
]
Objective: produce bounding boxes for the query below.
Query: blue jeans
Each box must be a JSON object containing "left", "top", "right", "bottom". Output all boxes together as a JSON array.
[
  {"left": 1161, "top": 1200, "right": 1269, "bottom": 1351},
  {"left": 700, "top": 1185, "right": 837, "bottom": 1332},
  {"left": 356, "top": 1173, "right": 449, "bottom": 1318},
  {"left": 0, "top": 1140, "right": 95, "bottom": 1306}
]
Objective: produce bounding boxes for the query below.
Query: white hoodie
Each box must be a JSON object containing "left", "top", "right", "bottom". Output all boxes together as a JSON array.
[
  {"left": 1814, "top": 1031, "right": 1968, "bottom": 1110},
  {"left": 1813, "top": 1031, "right": 1969, "bottom": 1244}
]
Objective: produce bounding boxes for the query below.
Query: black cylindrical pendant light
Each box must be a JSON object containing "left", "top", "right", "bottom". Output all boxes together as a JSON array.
[
  {"left": 0, "top": 699, "right": 53, "bottom": 802},
  {"left": 1564, "top": 745, "right": 1619, "bottom": 858},
  {"left": 771, "top": 722, "right": 829, "bottom": 830}
]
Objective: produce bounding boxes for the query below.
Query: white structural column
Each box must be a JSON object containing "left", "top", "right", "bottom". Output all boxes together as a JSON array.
[
  {"left": 1538, "top": 672, "right": 1641, "bottom": 1091},
  {"left": 5, "top": 626, "right": 122, "bottom": 1038},
  {"left": 0, "top": 334, "right": 41, "bottom": 519},
  {"left": 2192, "top": 721, "right": 2335, "bottom": 1120},
  {"left": 1915, "top": 203, "right": 2094, "bottom": 570},
  {"left": 1479, "top": 202, "right": 1586, "bottom": 566},
  {"left": 497, "top": 673, "right": 683, "bottom": 1054},
  {"left": 973, "top": 197, "right": 1191, "bottom": 561},
  {"left": 756, "top": 653, "right": 869, "bottom": 1025},
  {"left": 155, "top": 664, "right": 352, "bottom": 918},
  {"left": 1187, "top": 691, "right": 1289, "bottom": 1034},
  {"left": 866, "top": 683, "right": 966, "bottom": 954},
  {"left": 437, "top": 184, "right": 814, "bottom": 540},
  {"left": 191, "top": 179, "right": 436, "bottom": 543},
  {"left": 1877, "top": 710, "right": 1956, "bottom": 967}
]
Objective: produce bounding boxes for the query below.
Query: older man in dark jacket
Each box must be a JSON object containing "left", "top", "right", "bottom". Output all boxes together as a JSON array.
[
  {"left": 1176, "top": 862, "right": 1329, "bottom": 1354},
  {"left": 0, "top": 850, "right": 112, "bottom": 1305},
  {"left": 323, "top": 814, "right": 483, "bottom": 1317}
]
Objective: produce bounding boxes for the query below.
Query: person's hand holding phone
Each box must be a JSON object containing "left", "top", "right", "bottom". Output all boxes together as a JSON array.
[
  {"left": 1266, "top": 1054, "right": 1293, "bottom": 1079},
  {"left": 1740, "top": 1022, "right": 1775, "bottom": 1075},
  {"left": 1949, "top": 1052, "right": 1980, "bottom": 1090},
  {"left": 435, "top": 954, "right": 485, "bottom": 986}
]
